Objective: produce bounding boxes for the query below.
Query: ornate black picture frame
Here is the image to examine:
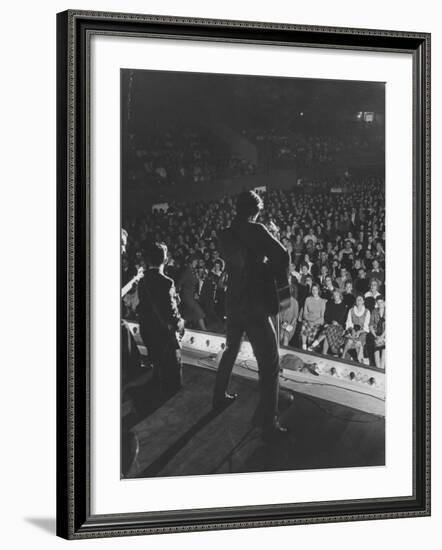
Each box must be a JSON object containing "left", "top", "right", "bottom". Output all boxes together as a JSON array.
[{"left": 56, "top": 10, "right": 431, "bottom": 540}]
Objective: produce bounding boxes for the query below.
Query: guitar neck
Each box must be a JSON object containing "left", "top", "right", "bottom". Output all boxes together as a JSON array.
[{"left": 121, "top": 276, "right": 139, "bottom": 298}]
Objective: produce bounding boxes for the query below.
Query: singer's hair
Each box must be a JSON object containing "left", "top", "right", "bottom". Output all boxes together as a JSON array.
[
  {"left": 145, "top": 242, "right": 168, "bottom": 267},
  {"left": 236, "top": 190, "right": 263, "bottom": 219}
]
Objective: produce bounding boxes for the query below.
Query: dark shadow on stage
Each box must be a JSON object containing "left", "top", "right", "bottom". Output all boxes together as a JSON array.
[
  {"left": 124, "top": 364, "right": 385, "bottom": 479},
  {"left": 140, "top": 407, "right": 231, "bottom": 477}
]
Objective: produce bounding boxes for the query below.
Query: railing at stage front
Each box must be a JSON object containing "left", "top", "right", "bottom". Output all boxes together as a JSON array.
[{"left": 123, "top": 322, "right": 385, "bottom": 418}]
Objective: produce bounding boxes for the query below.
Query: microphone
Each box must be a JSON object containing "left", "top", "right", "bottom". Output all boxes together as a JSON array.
[{"left": 268, "top": 220, "right": 280, "bottom": 238}]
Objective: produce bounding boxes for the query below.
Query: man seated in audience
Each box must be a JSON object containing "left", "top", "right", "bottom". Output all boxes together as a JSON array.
[
  {"left": 318, "top": 264, "right": 329, "bottom": 286},
  {"left": 367, "top": 258, "right": 385, "bottom": 288},
  {"left": 355, "top": 267, "right": 370, "bottom": 295},
  {"left": 342, "top": 279, "right": 356, "bottom": 309}
]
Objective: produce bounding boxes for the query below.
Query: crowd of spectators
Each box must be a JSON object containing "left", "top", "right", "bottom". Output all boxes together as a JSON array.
[
  {"left": 242, "top": 128, "right": 382, "bottom": 170},
  {"left": 126, "top": 127, "right": 256, "bottom": 187},
  {"left": 125, "top": 125, "right": 383, "bottom": 189},
  {"left": 122, "top": 175, "right": 386, "bottom": 369}
]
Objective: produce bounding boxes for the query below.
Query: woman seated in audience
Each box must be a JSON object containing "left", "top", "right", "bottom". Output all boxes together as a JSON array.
[
  {"left": 336, "top": 267, "right": 351, "bottom": 292},
  {"left": 300, "top": 283, "right": 326, "bottom": 350},
  {"left": 321, "top": 274, "right": 337, "bottom": 301},
  {"left": 368, "top": 295, "right": 386, "bottom": 369},
  {"left": 364, "top": 278, "right": 382, "bottom": 311},
  {"left": 342, "top": 294, "right": 371, "bottom": 363},
  {"left": 311, "top": 289, "right": 347, "bottom": 355}
]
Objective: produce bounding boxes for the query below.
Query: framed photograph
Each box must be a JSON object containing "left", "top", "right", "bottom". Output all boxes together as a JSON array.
[{"left": 56, "top": 10, "right": 431, "bottom": 539}]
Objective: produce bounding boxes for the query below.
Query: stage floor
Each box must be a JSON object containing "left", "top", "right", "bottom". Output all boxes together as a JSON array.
[{"left": 123, "top": 364, "right": 385, "bottom": 479}]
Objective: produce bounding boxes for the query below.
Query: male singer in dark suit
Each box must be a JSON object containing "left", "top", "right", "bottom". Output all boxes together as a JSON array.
[
  {"left": 212, "top": 191, "right": 290, "bottom": 439},
  {"left": 137, "top": 242, "right": 184, "bottom": 397}
]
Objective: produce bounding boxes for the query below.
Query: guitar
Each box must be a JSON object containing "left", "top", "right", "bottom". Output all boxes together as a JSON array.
[
  {"left": 121, "top": 267, "right": 144, "bottom": 299},
  {"left": 267, "top": 264, "right": 292, "bottom": 314},
  {"left": 267, "top": 222, "right": 292, "bottom": 311}
]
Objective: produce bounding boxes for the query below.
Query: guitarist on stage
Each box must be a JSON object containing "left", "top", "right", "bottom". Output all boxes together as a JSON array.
[
  {"left": 137, "top": 242, "right": 185, "bottom": 398},
  {"left": 212, "top": 190, "right": 290, "bottom": 439}
]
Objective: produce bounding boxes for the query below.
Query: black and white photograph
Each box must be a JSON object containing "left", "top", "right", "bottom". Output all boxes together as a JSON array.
[
  {"left": 52, "top": 6, "right": 431, "bottom": 540},
  {"left": 1, "top": 0, "right": 438, "bottom": 544},
  {"left": 120, "top": 69, "right": 386, "bottom": 479}
]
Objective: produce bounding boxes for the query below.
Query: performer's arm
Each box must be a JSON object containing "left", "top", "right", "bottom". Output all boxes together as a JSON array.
[{"left": 257, "top": 224, "right": 289, "bottom": 271}]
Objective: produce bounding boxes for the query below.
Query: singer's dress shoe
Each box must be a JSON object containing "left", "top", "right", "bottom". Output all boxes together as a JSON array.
[
  {"left": 262, "top": 420, "right": 289, "bottom": 441},
  {"left": 212, "top": 392, "right": 238, "bottom": 410},
  {"left": 278, "top": 390, "right": 295, "bottom": 411}
]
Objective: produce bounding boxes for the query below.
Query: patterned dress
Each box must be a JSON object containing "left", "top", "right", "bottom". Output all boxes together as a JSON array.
[
  {"left": 324, "top": 300, "right": 347, "bottom": 354},
  {"left": 345, "top": 306, "right": 370, "bottom": 349},
  {"left": 301, "top": 296, "right": 326, "bottom": 345}
]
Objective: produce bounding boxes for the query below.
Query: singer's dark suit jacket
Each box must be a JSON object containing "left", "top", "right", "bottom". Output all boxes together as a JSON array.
[{"left": 220, "top": 219, "right": 289, "bottom": 316}]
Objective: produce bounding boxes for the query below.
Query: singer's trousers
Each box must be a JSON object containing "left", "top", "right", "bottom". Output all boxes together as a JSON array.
[{"left": 213, "top": 308, "right": 280, "bottom": 430}]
